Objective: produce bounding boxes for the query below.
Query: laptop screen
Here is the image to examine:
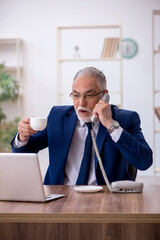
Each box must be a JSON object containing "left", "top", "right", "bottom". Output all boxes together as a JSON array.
[{"left": 0, "top": 153, "right": 48, "bottom": 202}]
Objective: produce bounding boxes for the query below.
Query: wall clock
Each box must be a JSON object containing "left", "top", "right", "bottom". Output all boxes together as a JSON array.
[{"left": 121, "top": 38, "right": 138, "bottom": 58}]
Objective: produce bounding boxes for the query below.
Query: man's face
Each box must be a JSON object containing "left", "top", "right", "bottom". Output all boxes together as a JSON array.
[{"left": 72, "top": 76, "right": 102, "bottom": 122}]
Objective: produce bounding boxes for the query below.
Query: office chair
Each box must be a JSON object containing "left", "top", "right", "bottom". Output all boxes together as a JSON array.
[{"left": 128, "top": 163, "right": 137, "bottom": 181}]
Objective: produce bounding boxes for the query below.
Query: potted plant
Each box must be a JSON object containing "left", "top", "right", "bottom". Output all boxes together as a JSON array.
[{"left": 0, "top": 63, "right": 20, "bottom": 152}]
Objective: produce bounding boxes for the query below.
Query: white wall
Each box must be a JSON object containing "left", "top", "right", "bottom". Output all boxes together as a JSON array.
[{"left": 0, "top": 0, "right": 160, "bottom": 178}]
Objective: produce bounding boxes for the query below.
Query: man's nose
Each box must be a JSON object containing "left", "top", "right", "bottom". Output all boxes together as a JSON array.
[{"left": 79, "top": 96, "right": 87, "bottom": 106}]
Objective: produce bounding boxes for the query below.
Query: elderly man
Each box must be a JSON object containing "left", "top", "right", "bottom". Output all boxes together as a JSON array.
[{"left": 11, "top": 67, "right": 153, "bottom": 185}]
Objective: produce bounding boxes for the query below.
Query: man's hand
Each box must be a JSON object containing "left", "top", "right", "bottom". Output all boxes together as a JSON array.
[
  {"left": 92, "top": 100, "right": 113, "bottom": 129},
  {"left": 18, "top": 118, "right": 37, "bottom": 142}
]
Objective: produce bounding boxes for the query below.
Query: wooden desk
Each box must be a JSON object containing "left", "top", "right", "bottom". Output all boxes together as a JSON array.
[{"left": 0, "top": 185, "right": 160, "bottom": 240}]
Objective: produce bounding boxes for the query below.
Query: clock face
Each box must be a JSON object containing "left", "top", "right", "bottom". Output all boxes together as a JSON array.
[{"left": 121, "top": 38, "right": 138, "bottom": 58}]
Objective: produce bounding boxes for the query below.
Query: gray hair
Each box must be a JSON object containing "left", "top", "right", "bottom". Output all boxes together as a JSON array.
[{"left": 73, "top": 67, "right": 106, "bottom": 90}]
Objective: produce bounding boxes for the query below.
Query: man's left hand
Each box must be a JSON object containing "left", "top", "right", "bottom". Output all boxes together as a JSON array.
[{"left": 92, "top": 100, "right": 113, "bottom": 128}]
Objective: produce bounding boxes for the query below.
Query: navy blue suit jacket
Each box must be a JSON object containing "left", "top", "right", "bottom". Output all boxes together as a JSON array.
[{"left": 11, "top": 105, "right": 153, "bottom": 185}]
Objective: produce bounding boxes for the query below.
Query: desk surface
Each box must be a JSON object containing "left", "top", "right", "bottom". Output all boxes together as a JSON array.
[{"left": 0, "top": 185, "right": 160, "bottom": 223}]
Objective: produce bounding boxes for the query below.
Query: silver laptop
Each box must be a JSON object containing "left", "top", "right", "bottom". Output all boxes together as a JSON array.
[{"left": 0, "top": 153, "right": 65, "bottom": 202}]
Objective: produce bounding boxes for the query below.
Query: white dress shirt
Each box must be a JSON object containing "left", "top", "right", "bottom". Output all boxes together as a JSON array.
[
  {"left": 63, "top": 120, "right": 99, "bottom": 185},
  {"left": 14, "top": 120, "right": 123, "bottom": 185}
]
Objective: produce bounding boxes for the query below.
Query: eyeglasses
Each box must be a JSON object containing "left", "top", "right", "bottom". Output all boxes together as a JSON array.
[{"left": 70, "top": 90, "right": 106, "bottom": 100}]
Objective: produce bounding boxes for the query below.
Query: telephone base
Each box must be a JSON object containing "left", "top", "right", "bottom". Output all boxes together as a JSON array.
[{"left": 111, "top": 180, "right": 143, "bottom": 193}]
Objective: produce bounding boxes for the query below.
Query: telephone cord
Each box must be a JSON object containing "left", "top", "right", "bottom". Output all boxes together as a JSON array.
[{"left": 90, "top": 127, "right": 113, "bottom": 192}]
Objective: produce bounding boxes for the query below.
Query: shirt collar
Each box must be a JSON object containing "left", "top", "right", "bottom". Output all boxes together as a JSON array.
[{"left": 78, "top": 119, "right": 100, "bottom": 128}]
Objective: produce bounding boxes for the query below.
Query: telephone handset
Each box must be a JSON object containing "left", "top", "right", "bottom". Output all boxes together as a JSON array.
[{"left": 90, "top": 92, "right": 110, "bottom": 123}]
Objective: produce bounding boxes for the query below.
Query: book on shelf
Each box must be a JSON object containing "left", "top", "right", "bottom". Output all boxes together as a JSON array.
[
  {"left": 101, "top": 38, "right": 108, "bottom": 58},
  {"left": 154, "top": 107, "right": 160, "bottom": 121},
  {"left": 110, "top": 38, "right": 120, "bottom": 58},
  {"left": 105, "top": 38, "right": 112, "bottom": 58},
  {"left": 101, "top": 37, "right": 120, "bottom": 58}
]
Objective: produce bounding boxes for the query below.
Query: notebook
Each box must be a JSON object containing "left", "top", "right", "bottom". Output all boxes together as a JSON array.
[{"left": 0, "top": 153, "right": 65, "bottom": 202}]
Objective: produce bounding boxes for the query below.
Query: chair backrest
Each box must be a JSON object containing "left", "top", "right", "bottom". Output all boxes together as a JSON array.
[{"left": 128, "top": 163, "right": 137, "bottom": 181}]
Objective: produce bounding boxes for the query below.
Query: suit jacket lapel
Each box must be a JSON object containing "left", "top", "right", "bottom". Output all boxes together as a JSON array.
[
  {"left": 95, "top": 123, "right": 108, "bottom": 169},
  {"left": 63, "top": 109, "right": 77, "bottom": 165},
  {"left": 94, "top": 105, "right": 115, "bottom": 171}
]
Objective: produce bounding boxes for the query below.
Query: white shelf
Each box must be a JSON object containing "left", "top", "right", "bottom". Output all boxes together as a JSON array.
[
  {"left": 154, "top": 90, "right": 160, "bottom": 94},
  {"left": 0, "top": 38, "right": 22, "bottom": 44},
  {"left": 152, "top": 10, "right": 160, "bottom": 173},
  {"left": 58, "top": 25, "right": 121, "bottom": 30},
  {"left": 58, "top": 58, "right": 121, "bottom": 63},
  {"left": 154, "top": 49, "right": 160, "bottom": 54},
  {"left": 0, "top": 38, "right": 23, "bottom": 119},
  {"left": 58, "top": 90, "right": 121, "bottom": 96},
  {"left": 57, "top": 25, "right": 122, "bottom": 106},
  {"left": 155, "top": 168, "right": 160, "bottom": 173},
  {"left": 154, "top": 130, "right": 160, "bottom": 134},
  {"left": 4, "top": 66, "right": 23, "bottom": 71}
]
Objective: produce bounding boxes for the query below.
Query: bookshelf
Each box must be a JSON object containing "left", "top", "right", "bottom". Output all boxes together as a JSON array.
[
  {"left": 0, "top": 38, "right": 23, "bottom": 119},
  {"left": 57, "top": 25, "right": 122, "bottom": 107},
  {"left": 152, "top": 10, "right": 160, "bottom": 173}
]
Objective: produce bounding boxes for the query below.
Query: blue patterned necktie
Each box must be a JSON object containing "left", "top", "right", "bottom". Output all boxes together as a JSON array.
[{"left": 76, "top": 122, "right": 92, "bottom": 185}]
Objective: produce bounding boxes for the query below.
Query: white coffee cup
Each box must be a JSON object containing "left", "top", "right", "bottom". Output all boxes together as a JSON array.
[{"left": 30, "top": 117, "right": 47, "bottom": 131}]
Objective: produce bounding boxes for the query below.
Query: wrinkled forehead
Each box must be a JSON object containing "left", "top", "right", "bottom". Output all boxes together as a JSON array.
[{"left": 72, "top": 76, "right": 100, "bottom": 92}]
